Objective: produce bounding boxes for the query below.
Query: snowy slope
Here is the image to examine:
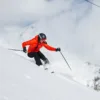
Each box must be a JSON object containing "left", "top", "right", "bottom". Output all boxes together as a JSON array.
[
  {"left": 0, "top": 38, "right": 99, "bottom": 91},
  {"left": 0, "top": 47, "right": 100, "bottom": 100},
  {"left": 0, "top": 0, "right": 100, "bottom": 91},
  {"left": 0, "top": 0, "right": 100, "bottom": 99}
]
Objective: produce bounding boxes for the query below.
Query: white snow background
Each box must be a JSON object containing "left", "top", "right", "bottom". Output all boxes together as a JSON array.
[{"left": 0, "top": 0, "right": 100, "bottom": 100}]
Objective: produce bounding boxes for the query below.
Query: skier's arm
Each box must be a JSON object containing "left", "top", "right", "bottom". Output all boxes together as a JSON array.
[
  {"left": 43, "top": 42, "right": 56, "bottom": 51},
  {"left": 22, "top": 39, "right": 34, "bottom": 48}
]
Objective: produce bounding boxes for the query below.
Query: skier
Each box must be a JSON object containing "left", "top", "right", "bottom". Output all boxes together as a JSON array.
[{"left": 22, "top": 33, "right": 61, "bottom": 66}]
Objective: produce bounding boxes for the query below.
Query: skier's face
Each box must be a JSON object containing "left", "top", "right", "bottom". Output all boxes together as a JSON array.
[{"left": 40, "top": 39, "right": 46, "bottom": 43}]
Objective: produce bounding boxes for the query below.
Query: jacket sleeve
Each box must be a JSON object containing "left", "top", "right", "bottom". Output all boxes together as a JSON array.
[
  {"left": 22, "top": 39, "right": 34, "bottom": 48},
  {"left": 43, "top": 43, "right": 56, "bottom": 51}
]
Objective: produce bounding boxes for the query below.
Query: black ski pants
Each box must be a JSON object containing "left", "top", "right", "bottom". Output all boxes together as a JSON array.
[{"left": 28, "top": 51, "right": 47, "bottom": 66}]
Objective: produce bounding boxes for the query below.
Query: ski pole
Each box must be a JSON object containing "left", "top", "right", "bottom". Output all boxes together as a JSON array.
[
  {"left": 8, "top": 48, "right": 23, "bottom": 51},
  {"left": 60, "top": 51, "right": 72, "bottom": 70}
]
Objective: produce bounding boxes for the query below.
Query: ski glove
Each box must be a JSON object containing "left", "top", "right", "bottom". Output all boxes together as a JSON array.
[
  {"left": 56, "top": 48, "right": 61, "bottom": 52},
  {"left": 23, "top": 47, "right": 27, "bottom": 53}
]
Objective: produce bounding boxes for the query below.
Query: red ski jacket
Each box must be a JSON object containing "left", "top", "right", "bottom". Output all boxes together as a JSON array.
[{"left": 22, "top": 35, "right": 56, "bottom": 53}]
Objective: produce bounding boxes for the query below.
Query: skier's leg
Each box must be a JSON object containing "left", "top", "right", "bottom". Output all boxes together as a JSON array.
[
  {"left": 28, "top": 52, "right": 42, "bottom": 66},
  {"left": 28, "top": 52, "right": 34, "bottom": 58},
  {"left": 38, "top": 51, "right": 49, "bottom": 64}
]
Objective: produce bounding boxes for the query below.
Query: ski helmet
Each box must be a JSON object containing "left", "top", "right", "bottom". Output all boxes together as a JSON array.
[{"left": 38, "top": 33, "right": 46, "bottom": 40}]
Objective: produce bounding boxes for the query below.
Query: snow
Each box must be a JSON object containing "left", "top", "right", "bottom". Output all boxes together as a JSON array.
[
  {"left": 0, "top": 47, "right": 100, "bottom": 100},
  {"left": 0, "top": 0, "right": 100, "bottom": 100}
]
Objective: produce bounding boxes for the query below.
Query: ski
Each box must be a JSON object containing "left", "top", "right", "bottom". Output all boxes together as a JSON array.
[{"left": 44, "top": 68, "right": 55, "bottom": 74}]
